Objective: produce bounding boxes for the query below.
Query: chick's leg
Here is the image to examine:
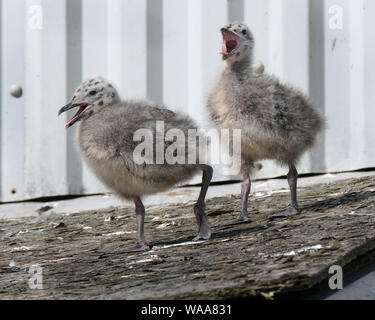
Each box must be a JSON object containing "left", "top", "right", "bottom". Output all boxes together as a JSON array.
[
  {"left": 118, "top": 197, "right": 151, "bottom": 253},
  {"left": 193, "top": 165, "right": 213, "bottom": 241},
  {"left": 287, "top": 164, "right": 300, "bottom": 213},
  {"left": 269, "top": 164, "right": 301, "bottom": 218},
  {"left": 211, "top": 170, "right": 252, "bottom": 227},
  {"left": 134, "top": 197, "right": 150, "bottom": 248},
  {"left": 238, "top": 171, "right": 251, "bottom": 221}
]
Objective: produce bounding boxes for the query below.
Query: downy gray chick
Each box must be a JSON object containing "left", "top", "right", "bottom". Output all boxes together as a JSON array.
[
  {"left": 207, "top": 23, "right": 325, "bottom": 222},
  {"left": 58, "top": 77, "right": 213, "bottom": 252}
]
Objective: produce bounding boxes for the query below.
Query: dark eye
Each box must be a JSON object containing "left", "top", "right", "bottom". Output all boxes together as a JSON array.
[
  {"left": 242, "top": 29, "right": 247, "bottom": 35},
  {"left": 89, "top": 90, "right": 97, "bottom": 96}
]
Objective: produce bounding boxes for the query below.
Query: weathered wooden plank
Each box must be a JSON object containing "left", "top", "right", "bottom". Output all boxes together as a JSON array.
[{"left": 0, "top": 176, "right": 374, "bottom": 299}]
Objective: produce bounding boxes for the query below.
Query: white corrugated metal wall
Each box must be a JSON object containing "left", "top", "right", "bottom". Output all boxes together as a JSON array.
[{"left": 0, "top": 0, "right": 374, "bottom": 202}]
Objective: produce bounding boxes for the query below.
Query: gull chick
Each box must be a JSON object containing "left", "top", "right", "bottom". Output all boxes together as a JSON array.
[
  {"left": 59, "top": 77, "right": 213, "bottom": 251},
  {"left": 207, "top": 23, "right": 325, "bottom": 223}
]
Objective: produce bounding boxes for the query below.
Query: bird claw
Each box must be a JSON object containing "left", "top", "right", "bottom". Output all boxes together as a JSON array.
[
  {"left": 116, "top": 242, "right": 152, "bottom": 254},
  {"left": 192, "top": 235, "right": 209, "bottom": 242},
  {"left": 211, "top": 215, "right": 251, "bottom": 227},
  {"left": 193, "top": 227, "right": 211, "bottom": 241},
  {"left": 268, "top": 206, "right": 301, "bottom": 219}
]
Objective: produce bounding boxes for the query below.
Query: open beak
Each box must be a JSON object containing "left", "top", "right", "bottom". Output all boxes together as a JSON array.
[
  {"left": 220, "top": 28, "right": 241, "bottom": 60},
  {"left": 58, "top": 102, "right": 74, "bottom": 116},
  {"left": 58, "top": 102, "right": 92, "bottom": 128}
]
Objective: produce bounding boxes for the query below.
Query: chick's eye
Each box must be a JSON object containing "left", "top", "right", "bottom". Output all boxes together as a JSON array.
[
  {"left": 242, "top": 29, "right": 247, "bottom": 35},
  {"left": 89, "top": 90, "right": 97, "bottom": 96}
]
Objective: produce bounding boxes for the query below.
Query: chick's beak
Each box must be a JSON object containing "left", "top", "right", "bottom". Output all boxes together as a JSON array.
[
  {"left": 58, "top": 101, "right": 93, "bottom": 128},
  {"left": 58, "top": 102, "right": 74, "bottom": 116},
  {"left": 220, "top": 28, "right": 240, "bottom": 59}
]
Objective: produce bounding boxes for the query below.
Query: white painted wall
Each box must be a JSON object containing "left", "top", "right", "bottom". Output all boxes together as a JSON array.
[{"left": 1, "top": 0, "right": 374, "bottom": 202}]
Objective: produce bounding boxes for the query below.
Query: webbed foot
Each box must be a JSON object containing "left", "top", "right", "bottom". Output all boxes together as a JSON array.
[
  {"left": 268, "top": 206, "right": 301, "bottom": 219},
  {"left": 193, "top": 229, "right": 211, "bottom": 241},
  {"left": 116, "top": 241, "right": 152, "bottom": 253},
  {"left": 211, "top": 214, "right": 251, "bottom": 227}
]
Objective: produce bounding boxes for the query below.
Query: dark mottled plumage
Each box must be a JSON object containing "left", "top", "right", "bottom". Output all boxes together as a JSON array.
[
  {"left": 207, "top": 23, "right": 325, "bottom": 221},
  {"left": 59, "top": 77, "right": 212, "bottom": 251}
]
